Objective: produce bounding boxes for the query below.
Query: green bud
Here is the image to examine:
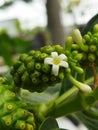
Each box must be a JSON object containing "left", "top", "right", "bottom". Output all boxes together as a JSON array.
[
  {"left": 21, "top": 71, "right": 31, "bottom": 84},
  {"left": 26, "top": 61, "right": 35, "bottom": 72},
  {"left": 65, "top": 36, "right": 73, "bottom": 50},
  {"left": 92, "top": 37, "right": 98, "bottom": 44},
  {"left": 40, "top": 53, "right": 48, "bottom": 60},
  {"left": 42, "top": 64, "right": 51, "bottom": 73},
  {"left": 19, "top": 53, "right": 28, "bottom": 62},
  {"left": 58, "top": 71, "right": 65, "bottom": 80},
  {"left": 54, "top": 44, "right": 64, "bottom": 53},
  {"left": 31, "top": 71, "right": 41, "bottom": 77},
  {"left": 40, "top": 45, "right": 54, "bottom": 54},
  {"left": 4, "top": 90, "right": 16, "bottom": 101},
  {"left": 87, "top": 32, "right": 92, "bottom": 37},
  {"left": 2, "top": 115, "right": 12, "bottom": 127},
  {"left": 93, "top": 24, "right": 98, "bottom": 33},
  {"left": 26, "top": 123, "right": 34, "bottom": 130},
  {"left": 29, "top": 50, "right": 35, "bottom": 56},
  {"left": 13, "top": 108, "right": 28, "bottom": 120},
  {"left": 74, "top": 53, "right": 84, "bottom": 61},
  {"left": 27, "top": 116, "right": 35, "bottom": 124},
  {"left": 31, "top": 77, "right": 39, "bottom": 84},
  {"left": 72, "top": 29, "right": 88, "bottom": 52},
  {"left": 73, "top": 66, "right": 84, "bottom": 74},
  {"left": 35, "top": 62, "right": 41, "bottom": 70},
  {"left": 72, "top": 50, "right": 78, "bottom": 56},
  {"left": 17, "top": 64, "right": 25, "bottom": 75},
  {"left": 24, "top": 56, "right": 33, "bottom": 65},
  {"left": 15, "top": 120, "right": 26, "bottom": 130},
  {"left": 65, "top": 50, "right": 71, "bottom": 57},
  {"left": 65, "top": 68, "right": 71, "bottom": 73},
  {"left": 88, "top": 53, "right": 96, "bottom": 62},
  {"left": 42, "top": 75, "right": 49, "bottom": 82},
  {"left": 34, "top": 51, "right": 41, "bottom": 59},
  {"left": 84, "top": 34, "right": 90, "bottom": 42},
  {"left": 6, "top": 103, "right": 14, "bottom": 112},
  {"left": 89, "top": 45, "right": 97, "bottom": 52},
  {"left": 72, "top": 44, "right": 79, "bottom": 50}
]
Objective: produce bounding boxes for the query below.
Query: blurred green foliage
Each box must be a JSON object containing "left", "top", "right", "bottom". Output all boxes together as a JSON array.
[{"left": 0, "top": 30, "right": 31, "bottom": 66}]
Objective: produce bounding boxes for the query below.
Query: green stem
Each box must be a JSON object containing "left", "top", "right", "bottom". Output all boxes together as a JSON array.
[
  {"left": 45, "top": 87, "right": 83, "bottom": 118},
  {"left": 27, "top": 84, "right": 94, "bottom": 120},
  {"left": 25, "top": 77, "right": 94, "bottom": 121},
  {"left": 26, "top": 87, "right": 82, "bottom": 119}
]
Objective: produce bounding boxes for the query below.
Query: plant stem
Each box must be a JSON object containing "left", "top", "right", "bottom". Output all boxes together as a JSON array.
[
  {"left": 89, "top": 63, "right": 98, "bottom": 90},
  {"left": 45, "top": 87, "right": 83, "bottom": 118}
]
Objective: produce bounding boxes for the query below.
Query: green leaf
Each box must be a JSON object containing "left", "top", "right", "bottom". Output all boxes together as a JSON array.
[
  {"left": 19, "top": 84, "right": 60, "bottom": 104},
  {"left": 82, "top": 13, "right": 98, "bottom": 35},
  {"left": 39, "top": 117, "right": 68, "bottom": 130},
  {"left": 76, "top": 111, "right": 98, "bottom": 130}
]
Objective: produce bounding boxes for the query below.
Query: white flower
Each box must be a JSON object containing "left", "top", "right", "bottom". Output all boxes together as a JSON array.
[{"left": 44, "top": 52, "right": 69, "bottom": 76}]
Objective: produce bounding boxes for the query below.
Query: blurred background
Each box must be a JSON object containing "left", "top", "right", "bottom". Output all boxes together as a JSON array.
[{"left": 0, "top": 0, "right": 98, "bottom": 129}]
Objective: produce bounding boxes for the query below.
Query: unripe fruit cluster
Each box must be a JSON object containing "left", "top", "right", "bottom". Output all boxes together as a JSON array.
[
  {"left": 11, "top": 45, "right": 68, "bottom": 92},
  {"left": 65, "top": 24, "right": 98, "bottom": 67},
  {"left": 0, "top": 78, "right": 35, "bottom": 130}
]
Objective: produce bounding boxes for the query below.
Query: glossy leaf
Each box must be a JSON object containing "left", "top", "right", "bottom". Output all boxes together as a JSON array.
[
  {"left": 39, "top": 117, "right": 68, "bottom": 130},
  {"left": 82, "top": 13, "right": 98, "bottom": 35},
  {"left": 19, "top": 84, "right": 61, "bottom": 104},
  {"left": 76, "top": 111, "right": 98, "bottom": 130}
]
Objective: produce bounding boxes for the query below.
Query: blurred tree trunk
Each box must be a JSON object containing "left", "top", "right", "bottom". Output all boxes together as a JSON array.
[{"left": 46, "top": 0, "right": 65, "bottom": 46}]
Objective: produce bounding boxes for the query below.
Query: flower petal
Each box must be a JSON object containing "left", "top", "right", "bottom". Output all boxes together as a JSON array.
[
  {"left": 44, "top": 58, "right": 53, "bottom": 65},
  {"left": 52, "top": 64, "right": 59, "bottom": 76},
  {"left": 51, "top": 52, "right": 58, "bottom": 58},
  {"left": 60, "top": 61, "right": 69, "bottom": 68},
  {"left": 59, "top": 54, "right": 67, "bottom": 60}
]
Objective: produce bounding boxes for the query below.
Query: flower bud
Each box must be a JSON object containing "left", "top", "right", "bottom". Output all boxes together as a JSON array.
[
  {"left": 93, "top": 24, "right": 98, "bottom": 33},
  {"left": 26, "top": 61, "right": 35, "bottom": 73},
  {"left": 42, "top": 75, "right": 49, "bottom": 82},
  {"left": 15, "top": 120, "right": 26, "bottom": 129},
  {"left": 19, "top": 54, "right": 28, "bottom": 62},
  {"left": 2, "top": 115, "right": 12, "bottom": 126},
  {"left": 42, "top": 64, "right": 51, "bottom": 73},
  {"left": 17, "top": 64, "right": 25, "bottom": 75},
  {"left": 84, "top": 34, "right": 90, "bottom": 42},
  {"left": 89, "top": 45, "right": 97, "bottom": 52},
  {"left": 88, "top": 53, "right": 96, "bottom": 62},
  {"left": 40, "top": 45, "right": 54, "bottom": 54},
  {"left": 35, "top": 62, "right": 41, "bottom": 70},
  {"left": 54, "top": 45, "right": 64, "bottom": 53},
  {"left": 65, "top": 36, "right": 73, "bottom": 50}
]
